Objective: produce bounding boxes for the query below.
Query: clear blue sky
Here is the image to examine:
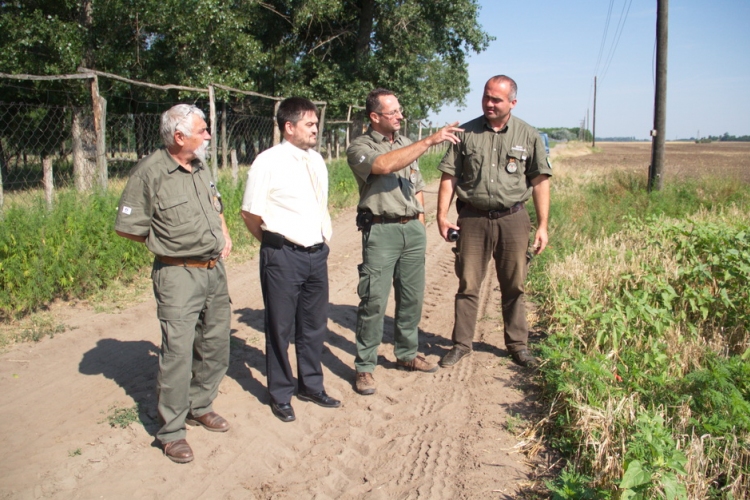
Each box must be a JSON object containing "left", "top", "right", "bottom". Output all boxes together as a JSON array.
[{"left": 428, "top": 0, "right": 750, "bottom": 140}]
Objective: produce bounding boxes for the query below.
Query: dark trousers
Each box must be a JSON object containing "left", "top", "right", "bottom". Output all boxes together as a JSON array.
[
  {"left": 452, "top": 207, "right": 531, "bottom": 353},
  {"left": 260, "top": 243, "right": 329, "bottom": 404}
]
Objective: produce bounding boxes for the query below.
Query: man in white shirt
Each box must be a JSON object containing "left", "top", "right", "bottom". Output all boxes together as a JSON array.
[{"left": 241, "top": 97, "right": 340, "bottom": 422}]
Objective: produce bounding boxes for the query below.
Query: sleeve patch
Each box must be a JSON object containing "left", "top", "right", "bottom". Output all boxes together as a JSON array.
[{"left": 122, "top": 206, "right": 132, "bottom": 215}]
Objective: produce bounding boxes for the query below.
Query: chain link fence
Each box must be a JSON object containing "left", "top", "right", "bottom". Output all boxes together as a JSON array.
[{"left": 1, "top": 72, "right": 445, "bottom": 210}]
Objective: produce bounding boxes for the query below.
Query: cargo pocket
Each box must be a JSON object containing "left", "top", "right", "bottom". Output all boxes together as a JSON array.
[{"left": 356, "top": 263, "right": 370, "bottom": 301}]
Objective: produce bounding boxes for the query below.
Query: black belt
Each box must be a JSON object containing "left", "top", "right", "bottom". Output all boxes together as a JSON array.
[
  {"left": 283, "top": 239, "right": 324, "bottom": 252},
  {"left": 371, "top": 215, "right": 419, "bottom": 224},
  {"left": 464, "top": 203, "right": 524, "bottom": 219},
  {"left": 262, "top": 231, "right": 324, "bottom": 252}
]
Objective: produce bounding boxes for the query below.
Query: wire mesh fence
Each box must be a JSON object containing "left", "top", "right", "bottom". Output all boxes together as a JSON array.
[{"left": 0, "top": 71, "right": 445, "bottom": 211}]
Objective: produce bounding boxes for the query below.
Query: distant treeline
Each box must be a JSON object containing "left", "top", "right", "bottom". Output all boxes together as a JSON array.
[
  {"left": 540, "top": 128, "right": 750, "bottom": 143},
  {"left": 695, "top": 133, "right": 750, "bottom": 142},
  {"left": 539, "top": 127, "right": 592, "bottom": 142}
]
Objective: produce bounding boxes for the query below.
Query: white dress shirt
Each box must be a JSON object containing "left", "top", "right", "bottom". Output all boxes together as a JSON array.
[{"left": 241, "top": 140, "right": 331, "bottom": 247}]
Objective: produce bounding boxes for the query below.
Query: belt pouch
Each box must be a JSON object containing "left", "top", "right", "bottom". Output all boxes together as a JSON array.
[{"left": 262, "top": 231, "right": 285, "bottom": 249}]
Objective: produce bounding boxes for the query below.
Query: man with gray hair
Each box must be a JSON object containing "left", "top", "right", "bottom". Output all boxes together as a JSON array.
[{"left": 115, "top": 104, "right": 233, "bottom": 463}]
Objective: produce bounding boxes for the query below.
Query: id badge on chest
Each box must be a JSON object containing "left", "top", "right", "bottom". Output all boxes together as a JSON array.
[
  {"left": 506, "top": 159, "right": 518, "bottom": 173},
  {"left": 409, "top": 165, "right": 418, "bottom": 184}
]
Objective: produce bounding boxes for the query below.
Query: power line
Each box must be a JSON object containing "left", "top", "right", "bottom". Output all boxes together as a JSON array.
[
  {"left": 600, "top": 0, "right": 634, "bottom": 82},
  {"left": 593, "top": 0, "right": 616, "bottom": 78}
]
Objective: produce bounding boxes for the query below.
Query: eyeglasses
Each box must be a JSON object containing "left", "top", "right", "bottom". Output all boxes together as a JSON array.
[{"left": 375, "top": 107, "right": 404, "bottom": 118}]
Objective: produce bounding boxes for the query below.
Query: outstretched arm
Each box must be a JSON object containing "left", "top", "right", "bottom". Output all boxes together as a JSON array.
[{"left": 371, "top": 123, "right": 463, "bottom": 175}]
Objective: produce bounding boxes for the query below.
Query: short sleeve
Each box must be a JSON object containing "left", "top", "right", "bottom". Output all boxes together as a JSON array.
[
  {"left": 346, "top": 139, "right": 379, "bottom": 184},
  {"left": 114, "top": 172, "right": 152, "bottom": 237},
  {"left": 241, "top": 157, "right": 272, "bottom": 217},
  {"left": 526, "top": 133, "right": 553, "bottom": 178},
  {"left": 438, "top": 140, "right": 462, "bottom": 178}
]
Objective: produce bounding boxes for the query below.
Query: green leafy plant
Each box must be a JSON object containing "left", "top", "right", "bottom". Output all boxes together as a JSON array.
[
  {"left": 103, "top": 404, "right": 140, "bottom": 429},
  {"left": 619, "top": 414, "right": 687, "bottom": 500}
]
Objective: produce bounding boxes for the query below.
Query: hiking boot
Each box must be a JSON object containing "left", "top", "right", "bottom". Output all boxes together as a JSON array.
[
  {"left": 396, "top": 355, "right": 439, "bottom": 373},
  {"left": 439, "top": 346, "right": 472, "bottom": 368},
  {"left": 355, "top": 371, "right": 376, "bottom": 395},
  {"left": 511, "top": 349, "right": 539, "bottom": 368},
  {"left": 163, "top": 439, "right": 193, "bottom": 464}
]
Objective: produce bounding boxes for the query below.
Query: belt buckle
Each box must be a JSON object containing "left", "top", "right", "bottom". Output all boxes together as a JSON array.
[
  {"left": 488, "top": 210, "right": 501, "bottom": 220},
  {"left": 399, "top": 216, "right": 410, "bottom": 224}
]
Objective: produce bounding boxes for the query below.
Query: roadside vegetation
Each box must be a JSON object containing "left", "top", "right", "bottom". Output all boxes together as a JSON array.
[
  {"left": 3, "top": 142, "right": 747, "bottom": 497},
  {"left": 0, "top": 151, "right": 446, "bottom": 325},
  {"left": 526, "top": 144, "right": 750, "bottom": 498}
]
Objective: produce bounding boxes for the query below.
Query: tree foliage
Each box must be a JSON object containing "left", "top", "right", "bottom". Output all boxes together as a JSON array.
[{"left": 0, "top": 0, "right": 492, "bottom": 116}]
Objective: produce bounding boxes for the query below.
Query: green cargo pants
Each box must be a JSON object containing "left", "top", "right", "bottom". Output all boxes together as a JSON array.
[
  {"left": 151, "top": 259, "right": 231, "bottom": 444},
  {"left": 354, "top": 219, "right": 426, "bottom": 373}
]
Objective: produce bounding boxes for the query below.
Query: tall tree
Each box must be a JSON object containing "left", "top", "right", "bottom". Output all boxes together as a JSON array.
[
  {"left": 1, "top": 0, "right": 492, "bottom": 117},
  {"left": 252, "top": 0, "right": 492, "bottom": 117}
]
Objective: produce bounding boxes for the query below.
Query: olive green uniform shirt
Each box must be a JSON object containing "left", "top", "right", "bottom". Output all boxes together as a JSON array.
[
  {"left": 115, "top": 148, "right": 226, "bottom": 260},
  {"left": 347, "top": 128, "right": 426, "bottom": 217},
  {"left": 438, "top": 115, "right": 552, "bottom": 210}
]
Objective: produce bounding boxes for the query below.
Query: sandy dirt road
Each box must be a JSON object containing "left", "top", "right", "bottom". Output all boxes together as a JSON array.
[{"left": 0, "top": 170, "right": 546, "bottom": 499}]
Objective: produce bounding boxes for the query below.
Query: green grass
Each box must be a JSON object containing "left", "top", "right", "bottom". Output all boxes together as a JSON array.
[
  {"left": 0, "top": 189, "right": 153, "bottom": 320},
  {"left": 0, "top": 150, "right": 449, "bottom": 324},
  {"left": 102, "top": 403, "right": 140, "bottom": 428},
  {"left": 530, "top": 173, "right": 750, "bottom": 498}
]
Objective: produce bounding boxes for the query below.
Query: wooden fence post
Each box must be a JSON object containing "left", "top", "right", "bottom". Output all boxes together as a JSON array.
[
  {"left": 231, "top": 149, "right": 238, "bottom": 186},
  {"left": 317, "top": 104, "right": 326, "bottom": 152},
  {"left": 208, "top": 85, "right": 218, "bottom": 180},
  {"left": 221, "top": 101, "right": 228, "bottom": 171},
  {"left": 0, "top": 156, "right": 5, "bottom": 211},
  {"left": 90, "top": 75, "right": 107, "bottom": 191},
  {"left": 43, "top": 156, "right": 54, "bottom": 210},
  {"left": 273, "top": 101, "right": 281, "bottom": 146}
]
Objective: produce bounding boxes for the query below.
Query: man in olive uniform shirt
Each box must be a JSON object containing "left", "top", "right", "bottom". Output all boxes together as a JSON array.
[
  {"left": 115, "top": 104, "right": 233, "bottom": 463},
  {"left": 346, "top": 88, "right": 462, "bottom": 395},
  {"left": 436, "top": 75, "right": 551, "bottom": 369}
]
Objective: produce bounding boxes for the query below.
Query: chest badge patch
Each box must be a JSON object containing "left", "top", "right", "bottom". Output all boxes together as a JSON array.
[{"left": 506, "top": 159, "right": 518, "bottom": 173}]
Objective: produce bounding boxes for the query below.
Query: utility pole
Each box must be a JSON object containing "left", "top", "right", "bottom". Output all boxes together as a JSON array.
[
  {"left": 649, "top": 0, "right": 668, "bottom": 191},
  {"left": 592, "top": 76, "right": 597, "bottom": 147},
  {"left": 586, "top": 108, "right": 590, "bottom": 141}
]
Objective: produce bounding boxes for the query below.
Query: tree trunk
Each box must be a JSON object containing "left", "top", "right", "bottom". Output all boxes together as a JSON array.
[
  {"left": 72, "top": 108, "right": 96, "bottom": 192},
  {"left": 356, "top": 0, "right": 375, "bottom": 63}
]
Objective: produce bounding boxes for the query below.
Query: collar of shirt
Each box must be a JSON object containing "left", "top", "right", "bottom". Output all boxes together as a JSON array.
[
  {"left": 366, "top": 127, "right": 405, "bottom": 145},
  {"left": 280, "top": 139, "right": 314, "bottom": 163},
  {"left": 161, "top": 148, "right": 205, "bottom": 174},
  {"left": 482, "top": 115, "right": 513, "bottom": 134}
]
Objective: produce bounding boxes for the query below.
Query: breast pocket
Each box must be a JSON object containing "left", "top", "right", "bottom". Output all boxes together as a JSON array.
[
  {"left": 157, "top": 195, "right": 191, "bottom": 226},
  {"left": 460, "top": 146, "right": 483, "bottom": 188}
]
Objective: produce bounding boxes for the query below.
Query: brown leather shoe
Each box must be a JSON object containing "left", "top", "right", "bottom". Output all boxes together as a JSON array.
[
  {"left": 439, "top": 346, "right": 472, "bottom": 368},
  {"left": 163, "top": 439, "right": 193, "bottom": 463},
  {"left": 511, "top": 349, "right": 539, "bottom": 368},
  {"left": 186, "top": 411, "right": 230, "bottom": 432},
  {"left": 355, "top": 372, "right": 376, "bottom": 395},
  {"left": 396, "top": 355, "right": 438, "bottom": 373}
]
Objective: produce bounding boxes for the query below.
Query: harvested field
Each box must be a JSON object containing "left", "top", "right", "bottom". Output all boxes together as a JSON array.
[{"left": 555, "top": 141, "right": 750, "bottom": 183}]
